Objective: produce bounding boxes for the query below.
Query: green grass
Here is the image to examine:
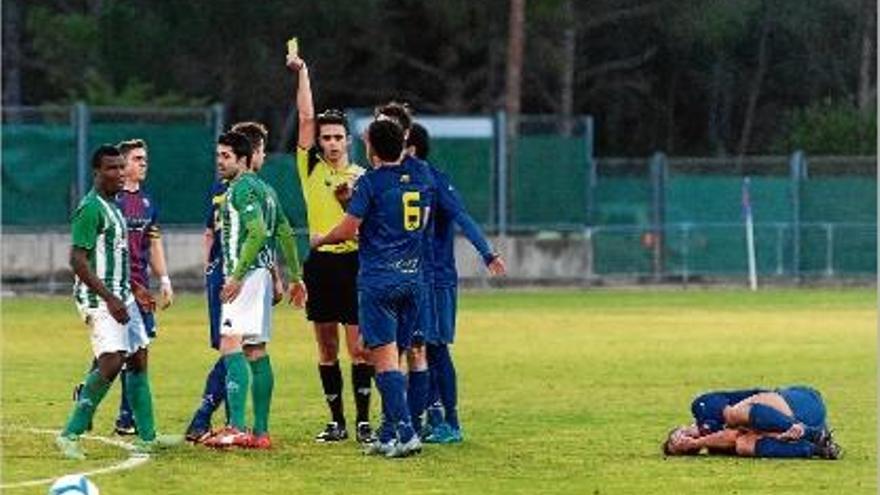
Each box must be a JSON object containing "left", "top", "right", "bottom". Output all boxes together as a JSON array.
[{"left": 2, "top": 288, "right": 876, "bottom": 494}]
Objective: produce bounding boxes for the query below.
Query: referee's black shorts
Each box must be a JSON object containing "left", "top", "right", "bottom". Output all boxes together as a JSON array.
[{"left": 303, "top": 249, "right": 359, "bottom": 325}]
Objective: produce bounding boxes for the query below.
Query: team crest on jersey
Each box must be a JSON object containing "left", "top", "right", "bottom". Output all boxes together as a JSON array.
[
  {"left": 400, "top": 174, "right": 411, "bottom": 183},
  {"left": 142, "top": 198, "right": 151, "bottom": 208}
]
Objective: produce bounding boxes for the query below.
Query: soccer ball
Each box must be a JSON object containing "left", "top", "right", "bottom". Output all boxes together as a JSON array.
[{"left": 48, "top": 474, "right": 99, "bottom": 495}]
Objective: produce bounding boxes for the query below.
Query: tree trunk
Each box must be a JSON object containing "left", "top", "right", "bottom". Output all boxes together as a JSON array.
[
  {"left": 2, "top": 0, "right": 23, "bottom": 107},
  {"left": 559, "top": 0, "right": 575, "bottom": 136},
  {"left": 503, "top": 0, "right": 526, "bottom": 231},
  {"left": 708, "top": 59, "right": 724, "bottom": 156},
  {"left": 665, "top": 69, "right": 678, "bottom": 153},
  {"left": 505, "top": 0, "right": 526, "bottom": 137},
  {"left": 857, "top": 0, "right": 875, "bottom": 114},
  {"left": 736, "top": 12, "right": 772, "bottom": 164}
]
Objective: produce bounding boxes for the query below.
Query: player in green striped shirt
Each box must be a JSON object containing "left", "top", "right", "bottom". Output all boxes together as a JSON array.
[
  {"left": 57, "top": 145, "right": 180, "bottom": 459},
  {"left": 203, "top": 131, "right": 306, "bottom": 449}
]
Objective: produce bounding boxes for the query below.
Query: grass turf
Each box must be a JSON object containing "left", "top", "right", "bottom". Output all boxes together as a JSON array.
[{"left": 1, "top": 288, "right": 875, "bottom": 494}]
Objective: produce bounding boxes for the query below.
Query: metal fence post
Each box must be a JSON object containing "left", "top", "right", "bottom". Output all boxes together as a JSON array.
[
  {"left": 650, "top": 152, "right": 667, "bottom": 280},
  {"left": 211, "top": 103, "right": 225, "bottom": 141},
  {"left": 583, "top": 115, "right": 596, "bottom": 226},
  {"left": 494, "top": 110, "right": 508, "bottom": 236},
  {"left": 824, "top": 223, "right": 834, "bottom": 277},
  {"left": 775, "top": 223, "right": 785, "bottom": 275},
  {"left": 789, "top": 150, "right": 806, "bottom": 279},
  {"left": 73, "top": 101, "right": 90, "bottom": 202},
  {"left": 681, "top": 223, "right": 691, "bottom": 287}
]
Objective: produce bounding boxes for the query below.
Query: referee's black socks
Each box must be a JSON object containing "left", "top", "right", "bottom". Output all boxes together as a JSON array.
[
  {"left": 352, "top": 363, "right": 374, "bottom": 424},
  {"left": 318, "top": 362, "right": 345, "bottom": 427}
]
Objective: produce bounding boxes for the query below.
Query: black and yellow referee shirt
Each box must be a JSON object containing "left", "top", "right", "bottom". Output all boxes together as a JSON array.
[{"left": 296, "top": 147, "right": 365, "bottom": 253}]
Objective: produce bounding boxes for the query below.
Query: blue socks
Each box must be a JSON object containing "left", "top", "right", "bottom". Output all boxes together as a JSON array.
[
  {"left": 427, "top": 343, "right": 459, "bottom": 430},
  {"left": 375, "top": 370, "right": 415, "bottom": 443},
  {"left": 748, "top": 403, "right": 796, "bottom": 432},
  {"left": 755, "top": 437, "right": 816, "bottom": 458},
  {"left": 407, "top": 369, "right": 430, "bottom": 434},
  {"left": 117, "top": 367, "right": 134, "bottom": 426},
  {"left": 188, "top": 356, "right": 228, "bottom": 432}
]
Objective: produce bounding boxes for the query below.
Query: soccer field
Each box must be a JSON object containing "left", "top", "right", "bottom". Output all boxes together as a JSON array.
[{"left": 1, "top": 288, "right": 875, "bottom": 494}]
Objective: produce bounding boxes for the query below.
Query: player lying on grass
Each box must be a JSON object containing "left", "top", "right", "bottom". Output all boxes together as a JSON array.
[{"left": 663, "top": 385, "right": 842, "bottom": 459}]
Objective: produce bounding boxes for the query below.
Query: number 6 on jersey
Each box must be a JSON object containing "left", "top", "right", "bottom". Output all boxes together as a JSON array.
[{"left": 402, "top": 191, "right": 421, "bottom": 231}]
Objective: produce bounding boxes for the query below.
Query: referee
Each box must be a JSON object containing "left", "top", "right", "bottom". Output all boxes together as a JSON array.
[{"left": 287, "top": 51, "right": 374, "bottom": 443}]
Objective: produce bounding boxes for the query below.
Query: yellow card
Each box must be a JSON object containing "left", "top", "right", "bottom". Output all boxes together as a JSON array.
[{"left": 286, "top": 37, "right": 299, "bottom": 57}]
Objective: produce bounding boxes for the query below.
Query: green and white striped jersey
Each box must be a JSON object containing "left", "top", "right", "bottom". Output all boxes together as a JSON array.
[
  {"left": 71, "top": 189, "right": 133, "bottom": 309},
  {"left": 221, "top": 172, "right": 277, "bottom": 277}
]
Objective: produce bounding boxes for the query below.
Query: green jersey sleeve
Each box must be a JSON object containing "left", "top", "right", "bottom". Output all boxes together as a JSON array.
[
  {"left": 71, "top": 200, "right": 102, "bottom": 250},
  {"left": 231, "top": 181, "right": 264, "bottom": 225}
]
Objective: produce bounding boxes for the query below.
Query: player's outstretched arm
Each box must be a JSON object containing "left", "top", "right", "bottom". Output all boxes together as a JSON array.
[
  {"left": 288, "top": 53, "right": 315, "bottom": 150},
  {"left": 310, "top": 214, "right": 361, "bottom": 249},
  {"left": 436, "top": 171, "right": 506, "bottom": 276}
]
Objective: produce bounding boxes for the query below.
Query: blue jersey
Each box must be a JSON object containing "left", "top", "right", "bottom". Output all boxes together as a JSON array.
[
  {"left": 204, "top": 180, "right": 227, "bottom": 270},
  {"left": 429, "top": 165, "right": 494, "bottom": 287},
  {"left": 347, "top": 159, "right": 435, "bottom": 289},
  {"left": 691, "top": 388, "right": 768, "bottom": 433}
]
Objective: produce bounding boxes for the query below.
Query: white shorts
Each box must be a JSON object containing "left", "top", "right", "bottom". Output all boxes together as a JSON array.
[
  {"left": 78, "top": 302, "right": 151, "bottom": 358},
  {"left": 221, "top": 268, "right": 273, "bottom": 344}
]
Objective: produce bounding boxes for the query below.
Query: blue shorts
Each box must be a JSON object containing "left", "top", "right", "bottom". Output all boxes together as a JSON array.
[
  {"left": 139, "top": 306, "right": 156, "bottom": 338},
  {"left": 358, "top": 283, "right": 421, "bottom": 351},
  {"left": 412, "top": 284, "right": 436, "bottom": 346},
  {"left": 206, "top": 263, "right": 224, "bottom": 350},
  {"left": 426, "top": 286, "right": 457, "bottom": 344},
  {"left": 777, "top": 386, "right": 826, "bottom": 428}
]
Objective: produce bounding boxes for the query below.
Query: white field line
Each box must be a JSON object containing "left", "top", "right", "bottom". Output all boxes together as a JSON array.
[{"left": 0, "top": 427, "right": 150, "bottom": 489}]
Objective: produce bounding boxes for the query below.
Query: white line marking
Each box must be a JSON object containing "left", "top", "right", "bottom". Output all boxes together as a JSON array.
[{"left": 0, "top": 427, "right": 150, "bottom": 489}]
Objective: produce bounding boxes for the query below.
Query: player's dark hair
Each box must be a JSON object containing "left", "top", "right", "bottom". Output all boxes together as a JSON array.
[
  {"left": 218, "top": 131, "right": 253, "bottom": 165},
  {"left": 231, "top": 121, "right": 269, "bottom": 151},
  {"left": 366, "top": 119, "right": 405, "bottom": 163},
  {"left": 91, "top": 144, "right": 122, "bottom": 169},
  {"left": 374, "top": 101, "right": 413, "bottom": 131},
  {"left": 316, "top": 109, "right": 349, "bottom": 134},
  {"left": 661, "top": 427, "right": 699, "bottom": 457},
  {"left": 116, "top": 139, "right": 147, "bottom": 157},
  {"left": 407, "top": 122, "right": 430, "bottom": 160}
]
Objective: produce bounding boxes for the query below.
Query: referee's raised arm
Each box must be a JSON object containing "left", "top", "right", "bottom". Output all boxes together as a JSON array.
[{"left": 287, "top": 53, "right": 314, "bottom": 151}]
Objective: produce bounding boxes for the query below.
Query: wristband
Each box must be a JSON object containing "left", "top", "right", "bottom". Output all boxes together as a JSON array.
[
  {"left": 482, "top": 251, "right": 500, "bottom": 266},
  {"left": 160, "top": 275, "right": 172, "bottom": 287}
]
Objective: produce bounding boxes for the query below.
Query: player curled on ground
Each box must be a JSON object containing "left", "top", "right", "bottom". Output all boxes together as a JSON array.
[
  {"left": 374, "top": 103, "right": 506, "bottom": 444},
  {"left": 312, "top": 119, "right": 433, "bottom": 458},
  {"left": 202, "top": 131, "right": 306, "bottom": 449},
  {"left": 287, "top": 49, "right": 375, "bottom": 443},
  {"left": 56, "top": 145, "right": 181, "bottom": 459},
  {"left": 663, "top": 385, "right": 842, "bottom": 459}
]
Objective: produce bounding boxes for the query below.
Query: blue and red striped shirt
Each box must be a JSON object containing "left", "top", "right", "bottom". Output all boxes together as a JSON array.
[{"left": 116, "top": 188, "right": 160, "bottom": 288}]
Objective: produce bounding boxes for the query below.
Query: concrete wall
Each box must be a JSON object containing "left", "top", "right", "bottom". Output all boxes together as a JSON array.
[{"left": 2, "top": 229, "right": 595, "bottom": 287}]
